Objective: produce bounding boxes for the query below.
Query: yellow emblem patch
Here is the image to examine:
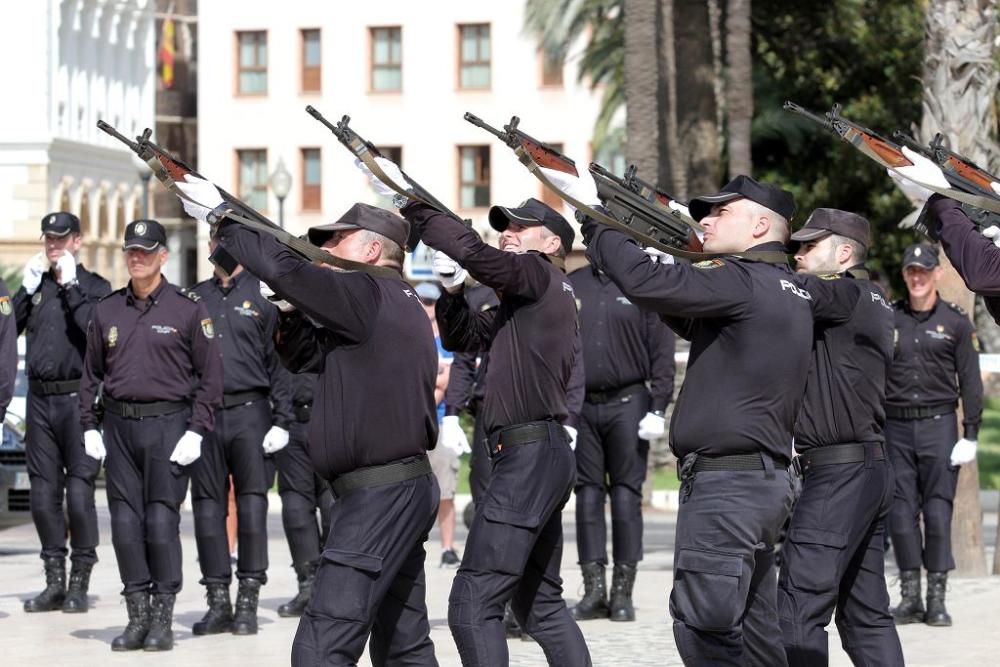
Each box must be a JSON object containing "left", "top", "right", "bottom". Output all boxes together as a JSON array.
[
  {"left": 693, "top": 259, "right": 725, "bottom": 269},
  {"left": 972, "top": 332, "right": 981, "bottom": 352},
  {"left": 0, "top": 296, "right": 10, "bottom": 316},
  {"left": 201, "top": 318, "right": 215, "bottom": 338},
  {"left": 242, "top": 300, "right": 252, "bottom": 309},
  {"left": 818, "top": 273, "right": 840, "bottom": 281},
  {"left": 32, "top": 292, "right": 42, "bottom": 305},
  {"left": 108, "top": 325, "right": 118, "bottom": 348}
]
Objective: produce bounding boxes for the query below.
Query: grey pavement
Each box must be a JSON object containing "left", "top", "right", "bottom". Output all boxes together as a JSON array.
[{"left": 0, "top": 492, "right": 998, "bottom": 666}]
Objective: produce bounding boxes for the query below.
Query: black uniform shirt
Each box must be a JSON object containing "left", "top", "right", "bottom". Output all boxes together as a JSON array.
[
  {"left": 793, "top": 270, "right": 895, "bottom": 450},
  {"left": 442, "top": 285, "right": 498, "bottom": 418},
  {"left": 403, "top": 202, "right": 580, "bottom": 435},
  {"left": 79, "top": 277, "right": 224, "bottom": 435},
  {"left": 215, "top": 222, "right": 438, "bottom": 479},
  {"left": 291, "top": 372, "right": 316, "bottom": 409},
  {"left": 932, "top": 195, "right": 1000, "bottom": 321},
  {"left": 193, "top": 271, "right": 293, "bottom": 428},
  {"left": 13, "top": 266, "right": 111, "bottom": 382},
  {"left": 0, "top": 279, "right": 16, "bottom": 421},
  {"left": 569, "top": 265, "right": 676, "bottom": 411},
  {"left": 586, "top": 226, "right": 815, "bottom": 463},
  {"left": 886, "top": 295, "right": 983, "bottom": 439}
]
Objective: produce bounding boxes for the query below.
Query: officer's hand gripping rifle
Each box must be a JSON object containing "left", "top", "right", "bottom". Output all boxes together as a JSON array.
[{"left": 96, "top": 120, "right": 397, "bottom": 278}]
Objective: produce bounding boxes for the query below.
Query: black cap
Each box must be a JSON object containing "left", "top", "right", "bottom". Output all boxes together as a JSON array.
[
  {"left": 308, "top": 203, "right": 410, "bottom": 250},
  {"left": 488, "top": 198, "right": 575, "bottom": 254},
  {"left": 902, "top": 242, "right": 939, "bottom": 270},
  {"left": 123, "top": 219, "right": 167, "bottom": 250},
  {"left": 40, "top": 211, "right": 80, "bottom": 237},
  {"left": 790, "top": 208, "right": 871, "bottom": 250},
  {"left": 688, "top": 175, "right": 796, "bottom": 223}
]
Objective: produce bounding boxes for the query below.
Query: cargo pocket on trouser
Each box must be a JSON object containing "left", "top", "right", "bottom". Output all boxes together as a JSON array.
[
  {"left": 476, "top": 504, "right": 541, "bottom": 575},
  {"left": 312, "top": 548, "right": 383, "bottom": 622},
  {"left": 670, "top": 548, "right": 747, "bottom": 631},
  {"left": 784, "top": 528, "right": 847, "bottom": 593}
]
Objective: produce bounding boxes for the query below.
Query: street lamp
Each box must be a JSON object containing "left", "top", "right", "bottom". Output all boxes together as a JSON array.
[{"left": 270, "top": 158, "right": 292, "bottom": 229}]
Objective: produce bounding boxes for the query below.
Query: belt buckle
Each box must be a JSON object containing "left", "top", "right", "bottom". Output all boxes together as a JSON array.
[{"left": 122, "top": 402, "right": 138, "bottom": 419}]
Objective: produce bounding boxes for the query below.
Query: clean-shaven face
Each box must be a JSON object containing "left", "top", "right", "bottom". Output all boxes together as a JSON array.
[
  {"left": 125, "top": 247, "right": 167, "bottom": 281},
  {"left": 499, "top": 222, "right": 555, "bottom": 254},
  {"left": 699, "top": 198, "right": 757, "bottom": 253},
  {"left": 902, "top": 265, "right": 940, "bottom": 301}
]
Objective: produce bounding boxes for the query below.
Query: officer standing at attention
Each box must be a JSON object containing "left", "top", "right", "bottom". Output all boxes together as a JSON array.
[
  {"left": 78, "top": 219, "right": 222, "bottom": 651},
  {"left": 0, "top": 277, "right": 15, "bottom": 423},
  {"left": 568, "top": 261, "right": 675, "bottom": 623},
  {"left": 12, "top": 212, "right": 110, "bottom": 613},
  {"left": 176, "top": 172, "right": 441, "bottom": 666},
  {"left": 885, "top": 242, "right": 982, "bottom": 627},
  {"left": 776, "top": 209, "right": 905, "bottom": 666}
]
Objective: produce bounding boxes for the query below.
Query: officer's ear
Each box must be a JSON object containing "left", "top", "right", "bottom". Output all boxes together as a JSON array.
[
  {"left": 366, "top": 236, "right": 383, "bottom": 264},
  {"left": 69, "top": 233, "right": 83, "bottom": 254}
]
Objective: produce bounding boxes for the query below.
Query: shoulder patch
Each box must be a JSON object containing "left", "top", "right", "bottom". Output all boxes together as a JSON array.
[
  {"left": 972, "top": 331, "right": 981, "bottom": 352},
  {"left": 201, "top": 318, "right": 215, "bottom": 338},
  {"left": 179, "top": 287, "right": 201, "bottom": 302},
  {"left": 0, "top": 295, "right": 11, "bottom": 316},
  {"left": 692, "top": 259, "right": 725, "bottom": 269},
  {"left": 945, "top": 301, "right": 968, "bottom": 316}
]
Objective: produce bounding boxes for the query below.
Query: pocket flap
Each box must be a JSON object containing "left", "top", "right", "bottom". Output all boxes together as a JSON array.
[
  {"left": 482, "top": 504, "right": 541, "bottom": 529},
  {"left": 789, "top": 528, "right": 847, "bottom": 548},
  {"left": 675, "top": 548, "right": 742, "bottom": 577},
  {"left": 322, "top": 548, "right": 383, "bottom": 574}
]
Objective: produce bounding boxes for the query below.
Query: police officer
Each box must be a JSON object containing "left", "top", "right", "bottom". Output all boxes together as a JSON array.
[
  {"left": 11, "top": 213, "right": 110, "bottom": 613},
  {"left": 0, "top": 277, "right": 15, "bottom": 423},
  {"left": 885, "top": 242, "right": 983, "bottom": 627},
  {"left": 79, "top": 219, "right": 223, "bottom": 651},
  {"left": 568, "top": 261, "right": 675, "bottom": 623},
  {"left": 188, "top": 232, "right": 293, "bottom": 637},
  {"left": 776, "top": 209, "right": 905, "bottom": 666},
  {"left": 176, "top": 172, "right": 441, "bottom": 665}
]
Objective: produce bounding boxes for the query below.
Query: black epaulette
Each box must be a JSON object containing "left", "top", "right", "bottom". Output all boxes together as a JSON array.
[
  {"left": 178, "top": 287, "right": 201, "bottom": 303},
  {"left": 892, "top": 299, "right": 906, "bottom": 310},
  {"left": 100, "top": 287, "right": 127, "bottom": 301},
  {"left": 945, "top": 301, "right": 968, "bottom": 317}
]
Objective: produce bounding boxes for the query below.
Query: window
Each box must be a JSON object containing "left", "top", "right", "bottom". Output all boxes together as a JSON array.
[
  {"left": 458, "top": 24, "right": 490, "bottom": 89},
  {"left": 301, "top": 29, "right": 321, "bottom": 93},
  {"left": 237, "top": 31, "right": 267, "bottom": 94},
  {"left": 540, "top": 50, "right": 563, "bottom": 87},
  {"left": 370, "top": 27, "right": 402, "bottom": 91},
  {"left": 301, "top": 148, "right": 321, "bottom": 211},
  {"left": 539, "top": 143, "right": 565, "bottom": 209},
  {"left": 458, "top": 146, "right": 490, "bottom": 208},
  {"left": 237, "top": 149, "right": 268, "bottom": 211}
]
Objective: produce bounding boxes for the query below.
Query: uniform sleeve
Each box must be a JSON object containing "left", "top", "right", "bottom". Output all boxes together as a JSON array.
[
  {"left": 796, "top": 274, "right": 863, "bottom": 325},
  {"left": 954, "top": 317, "right": 984, "bottom": 439},
  {"left": 646, "top": 312, "right": 676, "bottom": 412},
  {"left": 435, "top": 289, "right": 496, "bottom": 353},
  {"left": 216, "top": 222, "right": 380, "bottom": 345},
  {"left": 274, "top": 310, "right": 330, "bottom": 374},
  {"left": 585, "top": 225, "right": 752, "bottom": 318},
  {"left": 934, "top": 195, "right": 1000, "bottom": 295},
  {"left": 261, "top": 302, "right": 294, "bottom": 429},
  {"left": 78, "top": 304, "right": 105, "bottom": 431},
  {"left": 12, "top": 285, "right": 31, "bottom": 334},
  {"left": 444, "top": 351, "right": 478, "bottom": 416},
  {"left": 402, "top": 202, "right": 553, "bottom": 300},
  {"left": 0, "top": 282, "right": 16, "bottom": 421},
  {"left": 62, "top": 273, "right": 112, "bottom": 336},
  {"left": 563, "top": 330, "right": 585, "bottom": 429},
  {"left": 187, "top": 301, "right": 224, "bottom": 436}
]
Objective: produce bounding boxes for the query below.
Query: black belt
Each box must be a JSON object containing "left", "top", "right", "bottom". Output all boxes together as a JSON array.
[
  {"left": 328, "top": 456, "right": 431, "bottom": 498},
  {"left": 885, "top": 403, "right": 955, "bottom": 420},
  {"left": 103, "top": 397, "right": 188, "bottom": 419},
  {"left": 222, "top": 389, "right": 269, "bottom": 409},
  {"left": 585, "top": 381, "right": 646, "bottom": 405},
  {"left": 30, "top": 379, "right": 81, "bottom": 395},
  {"left": 793, "top": 442, "right": 886, "bottom": 476},
  {"left": 677, "top": 452, "right": 789, "bottom": 479},
  {"left": 293, "top": 403, "right": 312, "bottom": 423},
  {"left": 486, "top": 420, "right": 561, "bottom": 457}
]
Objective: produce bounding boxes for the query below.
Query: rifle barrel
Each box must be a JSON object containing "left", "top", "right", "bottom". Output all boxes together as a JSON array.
[
  {"left": 305, "top": 105, "right": 343, "bottom": 137},
  {"left": 463, "top": 113, "right": 507, "bottom": 140},
  {"left": 783, "top": 101, "right": 832, "bottom": 127},
  {"left": 96, "top": 120, "right": 140, "bottom": 152}
]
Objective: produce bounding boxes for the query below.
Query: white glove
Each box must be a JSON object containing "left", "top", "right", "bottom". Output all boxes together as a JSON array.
[
  {"left": 55, "top": 250, "right": 77, "bottom": 286},
  {"left": 261, "top": 425, "right": 290, "bottom": 455},
  {"left": 175, "top": 174, "right": 225, "bottom": 222},
  {"left": 637, "top": 412, "right": 666, "bottom": 440},
  {"left": 891, "top": 146, "right": 951, "bottom": 192},
  {"left": 259, "top": 280, "right": 295, "bottom": 312},
  {"left": 887, "top": 167, "right": 934, "bottom": 205},
  {"left": 432, "top": 250, "right": 468, "bottom": 291},
  {"left": 950, "top": 438, "right": 977, "bottom": 466},
  {"left": 982, "top": 226, "right": 1000, "bottom": 248},
  {"left": 564, "top": 425, "right": 578, "bottom": 451},
  {"left": 83, "top": 429, "right": 106, "bottom": 460},
  {"left": 22, "top": 252, "right": 46, "bottom": 295},
  {"left": 539, "top": 167, "right": 600, "bottom": 213},
  {"left": 354, "top": 156, "right": 412, "bottom": 200},
  {"left": 169, "top": 430, "right": 203, "bottom": 466},
  {"left": 643, "top": 246, "right": 676, "bottom": 265},
  {"left": 439, "top": 415, "right": 471, "bottom": 456}
]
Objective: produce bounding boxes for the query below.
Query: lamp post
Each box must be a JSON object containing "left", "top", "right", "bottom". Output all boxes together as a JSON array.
[{"left": 270, "top": 158, "right": 292, "bottom": 229}]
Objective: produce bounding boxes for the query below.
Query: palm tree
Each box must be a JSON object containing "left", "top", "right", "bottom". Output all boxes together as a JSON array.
[{"left": 725, "top": 0, "right": 753, "bottom": 177}]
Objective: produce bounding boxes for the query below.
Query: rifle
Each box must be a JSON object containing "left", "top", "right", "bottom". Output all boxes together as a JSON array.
[
  {"left": 96, "top": 120, "right": 397, "bottom": 278},
  {"left": 463, "top": 113, "right": 579, "bottom": 176}
]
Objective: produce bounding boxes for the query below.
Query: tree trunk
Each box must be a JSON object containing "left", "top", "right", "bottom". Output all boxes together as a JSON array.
[
  {"left": 624, "top": 0, "right": 662, "bottom": 181},
  {"left": 657, "top": 0, "right": 684, "bottom": 195},
  {"left": 725, "top": 0, "right": 753, "bottom": 177},
  {"left": 920, "top": 0, "right": 998, "bottom": 577}
]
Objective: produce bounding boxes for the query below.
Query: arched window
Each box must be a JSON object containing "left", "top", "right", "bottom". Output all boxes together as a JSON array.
[
  {"left": 97, "top": 191, "right": 109, "bottom": 239},
  {"left": 79, "top": 189, "right": 91, "bottom": 237}
]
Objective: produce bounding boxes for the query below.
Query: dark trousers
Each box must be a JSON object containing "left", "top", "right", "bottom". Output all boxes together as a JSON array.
[
  {"left": 777, "top": 450, "right": 904, "bottom": 667},
  {"left": 468, "top": 412, "right": 490, "bottom": 504},
  {"left": 291, "top": 470, "right": 439, "bottom": 667},
  {"left": 449, "top": 421, "right": 591, "bottom": 667},
  {"left": 575, "top": 389, "right": 649, "bottom": 565},
  {"left": 670, "top": 459, "right": 794, "bottom": 667},
  {"left": 885, "top": 415, "right": 959, "bottom": 572},
  {"left": 104, "top": 409, "right": 190, "bottom": 595},
  {"left": 274, "top": 420, "right": 333, "bottom": 568},
  {"left": 191, "top": 399, "right": 272, "bottom": 584},
  {"left": 25, "top": 390, "right": 100, "bottom": 564}
]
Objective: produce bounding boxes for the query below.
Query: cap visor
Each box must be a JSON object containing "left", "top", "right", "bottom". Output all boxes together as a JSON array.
[
  {"left": 688, "top": 192, "right": 742, "bottom": 222},
  {"left": 308, "top": 222, "right": 359, "bottom": 245},
  {"left": 122, "top": 240, "right": 161, "bottom": 251},
  {"left": 789, "top": 228, "right": 832, "bottom": 242},
  {"left": 40, "top": 228, "right": 72, "bottom": 239},
  {"left": 488, "top": 206, "right": 543, "bottom": 233},
  {"left": 903, "top": 260, "right": 937, "bottom": 270}
]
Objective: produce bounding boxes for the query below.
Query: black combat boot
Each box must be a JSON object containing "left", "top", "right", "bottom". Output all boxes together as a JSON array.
[
  {"left": 609, "top": 562, "right": 637, "bottom": 622},
  {"left": 278, "top": 561, "right": 316, "bottom": 618},
  {"left": 62, "top": 561, "right": 94, "bottom": 613},
  {"left": 503, "top": 600, "right": 522, "bottom": 639},
  {"left": 571, "top": 562, "right": 609, "bottom": 620},
  {"left": 925, "top": 571, "right": 953, "bottom": 627},
  {"left": 143, "top": 593, "right": 176, "bottom": 651},
  {"left": 891, "top": 569, "right": 925, "bottom": 624},
  {"left": 111, "top": 591, "right": 151, "bottom": 651},
  {"left": 232, "top": 577, "right": 263, "bottom": 635},
  {"left": 192, "top": 583, "right": 234, "bottom": 635},
  {"left": 24, "top": 557, "right": 66, "bottom": 612}
]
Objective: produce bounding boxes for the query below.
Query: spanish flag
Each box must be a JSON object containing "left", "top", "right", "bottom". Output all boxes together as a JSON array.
[{"left": 159, "top": 14, "right": 175, "bottom": 89}]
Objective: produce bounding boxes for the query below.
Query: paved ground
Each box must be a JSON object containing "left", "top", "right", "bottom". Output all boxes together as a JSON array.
[{"left": 1, "top": 492, "right": 997, "bottom": 666}]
